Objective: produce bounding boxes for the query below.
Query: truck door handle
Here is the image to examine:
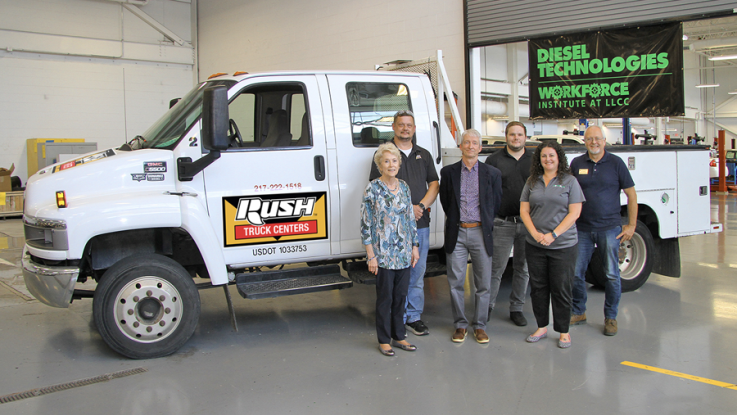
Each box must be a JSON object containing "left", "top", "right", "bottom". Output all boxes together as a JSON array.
[{"left": 314, "top": 155, "right": 325, "bottom": 181}]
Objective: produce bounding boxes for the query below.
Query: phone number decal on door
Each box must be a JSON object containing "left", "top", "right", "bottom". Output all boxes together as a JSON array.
[{"left": 253, "top": 183, "right": 302, "bottom": 192}]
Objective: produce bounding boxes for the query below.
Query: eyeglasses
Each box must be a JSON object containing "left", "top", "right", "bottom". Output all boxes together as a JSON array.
[
  {"left": 584, "top": 137, "right": 606, "bottom": 142},
  {"left": 394, "top": 110, "right": 414, "bottom": 118}
]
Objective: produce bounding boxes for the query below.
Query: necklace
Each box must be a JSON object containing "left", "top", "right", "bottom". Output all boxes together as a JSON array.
[{"left": 382, "top": 179, "right": 398, "bottom": 191}]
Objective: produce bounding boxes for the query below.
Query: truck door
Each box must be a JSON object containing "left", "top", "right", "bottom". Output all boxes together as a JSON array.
[
  {"left": 326, "top": 74, "right": 439, "bottom": 255},
  {"left": 202, "top": 75, "right": 331, "bottom": 267}
]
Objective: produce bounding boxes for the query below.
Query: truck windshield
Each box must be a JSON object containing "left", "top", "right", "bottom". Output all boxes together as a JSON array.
[{"left": 142, "top": 80, "right": 235, "bottom": 149}]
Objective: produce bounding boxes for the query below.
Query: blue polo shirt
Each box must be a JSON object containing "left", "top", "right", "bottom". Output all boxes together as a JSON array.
[{"left": 571, "top": 151, "right": 635, "bottom": 232}]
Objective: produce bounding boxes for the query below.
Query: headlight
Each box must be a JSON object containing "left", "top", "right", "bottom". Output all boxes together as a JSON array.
[{"left": 24, "top": 215, "right": 69, "bottom": 250}]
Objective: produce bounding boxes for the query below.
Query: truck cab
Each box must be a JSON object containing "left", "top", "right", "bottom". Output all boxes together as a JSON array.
[{"left": 22, "top": 71, "right": 445, "bottom": 358}]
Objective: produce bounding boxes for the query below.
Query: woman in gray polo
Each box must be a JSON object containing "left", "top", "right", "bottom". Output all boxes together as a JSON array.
[{"left": 519, "top": 141, "right": 585, "bottom": 348}]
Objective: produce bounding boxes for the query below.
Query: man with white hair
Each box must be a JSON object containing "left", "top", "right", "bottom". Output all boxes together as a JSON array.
[
  {"left": 570, "top": 125, "right": 637, "bottom": 336},
  {"left": 439, "top": 129, "right": 502, "bottom": 344}
]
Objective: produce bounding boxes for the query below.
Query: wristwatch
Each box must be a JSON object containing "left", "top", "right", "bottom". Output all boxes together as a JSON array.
[
  {"left": 551, "top": 231, "right": 559, "bottom": 239},
  {"left": 419, "top": 202, "right": 426, "bottom": 211}
]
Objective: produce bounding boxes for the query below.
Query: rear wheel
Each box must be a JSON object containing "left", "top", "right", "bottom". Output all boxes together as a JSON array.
[
  {"left": 585, "top": 219, "right": 654, "bottom": 292},
  {"left": 93, "top": 254, "right": 200, "bottom": 359}
]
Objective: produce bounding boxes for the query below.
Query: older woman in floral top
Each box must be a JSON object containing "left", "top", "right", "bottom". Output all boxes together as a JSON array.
[{"left": 361, "top": 142, "right": 420, "bottom": 357}]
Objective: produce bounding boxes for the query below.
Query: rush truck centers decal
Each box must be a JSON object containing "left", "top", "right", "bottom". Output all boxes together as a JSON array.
[{"left": 222, "top": 192, "right": 328, "bottom": 247}]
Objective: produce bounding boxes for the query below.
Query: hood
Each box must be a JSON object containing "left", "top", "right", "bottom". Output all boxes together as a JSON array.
[{"left": 25, "top": 148, "right": 177, "bottom": 221}]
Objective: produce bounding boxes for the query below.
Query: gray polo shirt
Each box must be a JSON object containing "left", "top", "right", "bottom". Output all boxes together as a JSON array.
[{"left": 520, "top": 173, "right": 585, "bottom": 249}]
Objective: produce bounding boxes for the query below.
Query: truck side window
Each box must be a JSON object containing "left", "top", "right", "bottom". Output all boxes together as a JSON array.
[
  {"left": 226, "top": 83, "right": 311, "bottom": 149},
  {"left": 345, "top": 82, "right": 412, "bottom": 147}
]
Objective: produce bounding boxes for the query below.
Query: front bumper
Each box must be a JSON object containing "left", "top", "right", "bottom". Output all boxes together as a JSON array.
[{"left": 22, "top": 247, "right": 79, "bottom": 308}]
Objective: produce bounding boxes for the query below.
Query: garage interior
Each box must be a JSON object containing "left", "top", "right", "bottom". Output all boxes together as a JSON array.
[{"left": 1, "top": 0, "right": 736, "bottom": 414}]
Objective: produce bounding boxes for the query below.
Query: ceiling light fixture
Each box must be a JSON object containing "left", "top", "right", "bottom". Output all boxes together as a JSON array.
[
  {"left": 695, "top": 84, "right": 720, "bottom": 88},
  {"left": 708, "top": 55, "right": 737, "bottom": 61},
  {"left": 683, "top": 34, "right": 688, "bottom": 41},
  {"left": 729, "top": 91, "right": 737, "bottom": 95}
]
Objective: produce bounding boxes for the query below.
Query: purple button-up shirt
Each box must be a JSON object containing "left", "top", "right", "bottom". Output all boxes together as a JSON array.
[{"left": 460, "top": 160, "right": 481, "bottom": 223}]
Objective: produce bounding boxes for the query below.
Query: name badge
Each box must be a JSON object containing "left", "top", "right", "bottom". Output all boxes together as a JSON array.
[{"left": 578, "top": 169, "right": 589, "bottom": 175}]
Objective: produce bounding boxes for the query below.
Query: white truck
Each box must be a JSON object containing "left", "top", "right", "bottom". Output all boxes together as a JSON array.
[{"left": 22, "top": 55, "right": 719, "bottom": 358}]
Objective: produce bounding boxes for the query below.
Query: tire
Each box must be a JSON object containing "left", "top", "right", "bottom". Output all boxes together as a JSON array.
[
  {"left": 585, "top": 219, "right": 654, "bottom": 292},
  {"left": 93, "top": 254, "right": 201, "bottom": 359}
]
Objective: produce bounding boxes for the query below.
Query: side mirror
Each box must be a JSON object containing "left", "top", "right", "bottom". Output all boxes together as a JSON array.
[{"left": 201, "top": 85, "right": 230, "bottom": 151}]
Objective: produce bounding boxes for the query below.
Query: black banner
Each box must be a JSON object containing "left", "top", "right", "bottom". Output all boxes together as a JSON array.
[{"left": 528, "top": 23, "right": 684, "bottom": 119}]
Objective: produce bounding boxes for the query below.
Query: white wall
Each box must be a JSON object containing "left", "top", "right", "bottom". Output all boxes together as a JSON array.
[
  {"left": 196, "top": 0, "right": 465, "bottom": 120},
  {"left": 0, "top": 0, "right": 195, "bottom": 182}
]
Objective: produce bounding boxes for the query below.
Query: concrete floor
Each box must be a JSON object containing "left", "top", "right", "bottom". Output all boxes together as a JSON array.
[{"left": 0, "top": 194, "right": 736, "bottom": 414}]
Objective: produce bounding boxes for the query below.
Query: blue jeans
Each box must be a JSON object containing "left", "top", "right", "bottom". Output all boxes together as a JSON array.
[
  {"left": 404, "top": 226, "right": 429, "bottom": 324},
  {"left": 572, "top": 227, "right": 622, "bottom": 319}
]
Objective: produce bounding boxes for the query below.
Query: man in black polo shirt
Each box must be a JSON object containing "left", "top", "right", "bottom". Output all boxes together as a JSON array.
[
  {"left": 369, "top": 110, "right": 439, "bottom": 336},
  {"left": 570, "top": 125, "right": 637, "bottom": 336},
  {"left": 484, "top": 121, "right": 532, "bottom": 327}
]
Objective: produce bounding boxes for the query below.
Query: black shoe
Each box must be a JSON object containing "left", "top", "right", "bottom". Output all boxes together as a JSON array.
[
  {"left": 406, "top": 320, "right": 429, "bottom": 336},
  {"left": 510, "top": 312, "right": 528, "bottom": 327}
]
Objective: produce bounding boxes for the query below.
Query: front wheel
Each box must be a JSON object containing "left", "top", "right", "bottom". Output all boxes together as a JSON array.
[
  {"left": 585, "top": 219, "right": 654, "bottom": 292},
  {"left": 93, "top": 254, "right": 201, "bottom": 359}
]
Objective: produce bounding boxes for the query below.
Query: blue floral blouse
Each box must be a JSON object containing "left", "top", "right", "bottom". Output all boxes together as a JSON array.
[{"left": 360, "top": 178, "right": 419, "bottom": 270}]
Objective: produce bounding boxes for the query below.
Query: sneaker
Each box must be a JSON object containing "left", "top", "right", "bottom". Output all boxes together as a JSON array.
[
  {"left": 570, "top": 313, "right": 587, "bottom": 326},
  {"left": 604, "top": 318, "right": 617, "bottom": 336},
  {"left": 510, "top": 311, "right": 528, "bottom": 326},
  {"left": 406, "top": 320, "right": 430, "bottom": 336}
]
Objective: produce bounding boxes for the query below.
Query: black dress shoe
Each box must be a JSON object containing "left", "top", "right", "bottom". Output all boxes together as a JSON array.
[
  {"left": 510, "top": 312, "right": 528, "bottom": 326},
  {"left": 391, "top": 340, "right": 417, "bottom": 351}
]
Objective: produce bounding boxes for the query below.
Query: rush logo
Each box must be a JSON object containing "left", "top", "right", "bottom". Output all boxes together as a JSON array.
[
  {"left": 235, "top": 197, "right": 316, "bottom": 226},
  {"left": 222, "top": 192, "right": 328, "bottom": 247}
]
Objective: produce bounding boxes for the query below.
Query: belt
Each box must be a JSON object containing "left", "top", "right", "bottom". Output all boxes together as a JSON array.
[
  {"left": 497, "top": 215, "right": 522, "bottom": 223},
  {"left": 459, "top": 222, "right": 481, "bottom": 228}
]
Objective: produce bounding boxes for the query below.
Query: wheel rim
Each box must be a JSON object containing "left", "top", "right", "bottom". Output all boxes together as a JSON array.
[
  {"left": 619, "top": 233, "right": 647, "bottom": 281},
  {"left": 114, "top": 277, "right": 184, "bottom": 343}
]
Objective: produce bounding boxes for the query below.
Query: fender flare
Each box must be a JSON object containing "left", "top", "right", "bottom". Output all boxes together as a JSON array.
[{"left": 179, "top": 196, "right": 229, "bottom": 285}]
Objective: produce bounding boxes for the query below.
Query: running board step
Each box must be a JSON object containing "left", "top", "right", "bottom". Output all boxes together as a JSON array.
[
  {"left": 343, "top": 260, "right": 376, "bottom": 285},
  {"left": 235, "top": 265, "right": 352, "bottom": 300},
  {"left": 343, "top": 253, "right": 447, "bottom": 285}
]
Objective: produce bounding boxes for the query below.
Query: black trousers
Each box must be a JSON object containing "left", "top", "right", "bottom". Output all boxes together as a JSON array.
[
  {"left": 525, "top": 243, "right": 578, "bottom": 334},
  {"left": 375, "top": 267, "right": 410, "bottom": 344}
]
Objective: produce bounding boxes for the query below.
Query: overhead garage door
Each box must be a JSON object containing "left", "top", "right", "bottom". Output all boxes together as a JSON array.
[{"left": 466, "top": 0, "right": 736, "bottom": 47}]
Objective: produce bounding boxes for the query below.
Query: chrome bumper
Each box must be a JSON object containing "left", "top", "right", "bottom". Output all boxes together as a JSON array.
[{"left": 22, "top": 247, "right": 79, "bottom": 308}]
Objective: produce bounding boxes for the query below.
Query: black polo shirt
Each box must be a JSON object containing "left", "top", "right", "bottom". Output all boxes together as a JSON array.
[
  {"left": 571, "top": 151, "right": 635, "bottom": 232},
  {"left": 484, "top": 147, "right": 531, "bottom": 217},
  {"left": 369, "top": 141, "right": 439, "bottom": 228}
]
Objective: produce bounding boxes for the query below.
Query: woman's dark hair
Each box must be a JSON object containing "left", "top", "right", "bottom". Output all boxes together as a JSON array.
[{"left": 527, "top": 141, "right": 571, "bottom": 187}]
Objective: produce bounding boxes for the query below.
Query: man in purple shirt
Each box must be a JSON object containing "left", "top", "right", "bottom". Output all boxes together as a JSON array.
[{"left": 439, "top": 129, "right": 502, "bottom": 344}]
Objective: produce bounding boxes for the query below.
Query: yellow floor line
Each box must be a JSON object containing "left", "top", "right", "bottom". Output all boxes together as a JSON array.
[{"left": 621, "top": 361, "right": 737, "bottom": 390}]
